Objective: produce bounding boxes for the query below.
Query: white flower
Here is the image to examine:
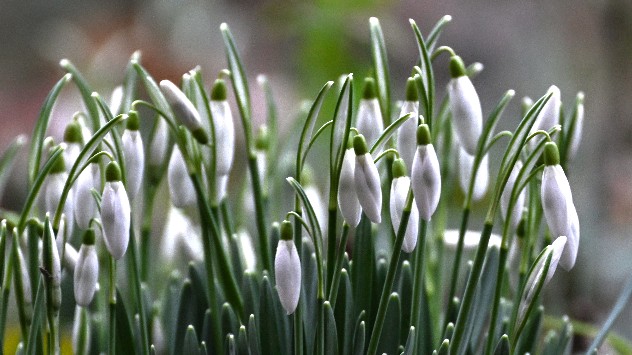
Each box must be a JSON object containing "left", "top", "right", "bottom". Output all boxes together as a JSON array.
[
  {"left": 397, "top": 103, "right": 420, "bottom": 170},
  {"left": 500, "top": 160, "right": 526, "bottom": 231},
  {"left": 149, "top": 119, "right": 169, "bottom": 167},
  {"left": 62, "top": 120, "right": 83, "bottom": 170},
  {"left": 338, "top": 149, "right": 362, "bottom": 227},
  {"left": 74, "top": 230, "right": 99, "bottom": 307},
  {"left": 101, "top": 162, "right": 131, "bottom": 260},
  {"left": 122, "top": 114, "right": 145, "bottom": 200},
  {"left": 411, "top": 125, "right": 441, "bottom": 221},
  {"left": 457, "top": 146, "right": 489, "bottom": 201},
  {"left": 541, "top": 142, "right": 579, "bottom": 270},
  {"left": 390, "top": 171, "right": 419, "bottom": 253},
  {"left": 274, "top": 221, "right": 301, "bottom": 315},
  {"left": 530, "top": 85, "right": 561, "bottom": 138},
  {"left": 63, "top": 142, "right": 81, "bottom": 173},
  {"left": 356, "top": 78, "right": 384, "bottom": 148},
  {"left": 74, "top": 163, "right": 100, "bottom": 229},
  {"left": 353, "top": 135, "right": 382, "bottom": 223},
  {"left": 159, "top": 79, "right": 209, "bottom": 144},
  {"left": 167, "top": 147, "right": 197, "bottom": 208},
  {"left": 448, "top": 56, "right": 483, "bottom": 155},
  {"left": 110, "top": 85, "right": 124, "bottom": 116},
  {"left": 210, "top": 79, "right": 235, "bottom": 176}
]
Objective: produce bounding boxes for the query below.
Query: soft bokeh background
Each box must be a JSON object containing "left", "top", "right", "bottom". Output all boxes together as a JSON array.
[{"left": 1, "top": 0, "right": 631, "bottom": 346}]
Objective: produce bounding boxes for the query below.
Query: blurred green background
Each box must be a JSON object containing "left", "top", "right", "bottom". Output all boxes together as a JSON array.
[{"left": 1, "top": 0, "right": 631, "bottom": 346}]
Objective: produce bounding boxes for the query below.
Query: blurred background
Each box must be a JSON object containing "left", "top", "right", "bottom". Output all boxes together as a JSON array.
[{"left": 1, "top": 0, "right": 631, "bottom": 346}]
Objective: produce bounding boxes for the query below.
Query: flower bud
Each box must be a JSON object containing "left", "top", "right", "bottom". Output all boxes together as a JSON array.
[
  {"left": 390, "top": 159, "right": 419, "bottom": 252},
  {"left": 530, "top": 86, "right": 561, "bottom": 139},
  {"left": 396, "top": 78, "right": 420, "bottom": 169},
  {"left": 541, "top": 142, "right": 579, "bottom": 270},
  {"left": 101, "top": 162, "right": 131, "bottom": 260},
  {"left": 149, "top": 119, "right": 169, "bottom": 167},
  {"left": 457, "top": 146, "right": 489, "bottom": 201},
  {"left": 159, "top": 79, "right": 209, "bottom": 144},
  {"left": 63, "top": 121, "right": 83, "bottom": 171},
  {"left": 500, "top": 160, "right": 526, "bottom": 230},
  {"left": 210, "top": 79, "right": 235, "bottom": 176},
  {"left": 122, "top": 111, "right": 145, "bottom": 200},
  {"left": 567, "top": 92, "right": 584, "bottom": 161},
  {"left": 338, "top": 147, "right": 362, "bottom": 227},
  {"left": 74, "top": 163, "right": 100, "bottom": 229},
  {"left": 353, "top": 135, "right": 382, "bottom": 223},
  {"left": 448, "top": 55, "right": 483, "bottom": 155},
  {"left": 110, "top": 85, "right": 124, "bottom": 116},
  {"left": 74, "top": 229, "right": 99, "bottom": 307},
  {"left": 275, "top": 221, "right": 301, "bottom": 315},
  {"left": 356, "top": 78, "right": 384, "bottom": 147},
  {"left": 167, "top": 147, "right": 197, "bottom": 208},
  {"left": 411, "top": 125, "right": 441, "bottom": 221}
]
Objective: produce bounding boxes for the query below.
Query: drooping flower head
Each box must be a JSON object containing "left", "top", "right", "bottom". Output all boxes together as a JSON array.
[
  {"left": 101, "top": 161, "right": 131, "bottom": 260},
  {"left": 74, "top": 229, "right": 99, "bottom": 307},
  {"left": 390, "top": 158, "right": 419, "bottom": 253},
  {"left": 356, "top": 78, "right": 384, "bottom": 148},
  {"left": 159, "top": 79, "right": 209, "bottom": 144},
  {"left": 274, "top": 220, "right": 301, "bottom": 315},
  {"left": 63, "top": 120, "right": 83, "bottom": 171},
  {"left": 353, "top": 134, "right": 382, "bottom": 223},
  {"left": 448, "top": 55, "right": 483, "bottom": 155},
  {"left": 457, "top": 146, "right": 489, "bottom": 201},
  {"left": 210, "top": 79, "right": 235, "bottom": 176},
  {"left": 167, "top": 146, "right": 197, "bottom": 208},
  {"left": 338, "top": 137, "right": 362, "bottom": 228},
  {"left": 397, "top": 77, "right": 420, "bottom": 170},
  {"left": 411, "top": 124, "right": 441, "bottom": 221},
  {"left": 122, "top": 111, "right": 145, "bottom": 200}
]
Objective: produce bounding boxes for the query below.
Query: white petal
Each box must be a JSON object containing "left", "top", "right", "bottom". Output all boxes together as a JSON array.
[
  {"left": 568, "top": 96, "right": 584, "bottom": 161},
  {"left": 541, "top": 165, "right": 578, "bottom": 244},
  {"left": 74, "top": 245, "right": 99, "bottom": 306},
  {"left": 110, "top": 85, "right": 124, "bottom": 115},
  {"left": 448, "top": 76, "right": 483, "bottom": 155},
  {"left": 149, "top": 119, "right": 169, "bottom": 166},
  {"left": 356, "top": 98, "right": 384, "bottom": 148},
  {"left": 63, "top": 143, "right": 81, "bottom": 172},
  {"left": 167, "top": 147, "right": 197, "bottom": 208},
  {"left": 390, "top": 177, "right": 419, "bottom": 253},
  {"left": 546, "top": 236, "right": 567, "bottom": 284},
  {"left": 338, "top": 149, "right": 361, "bottom": 227},
  {"left": 500, "top": 160, "right": 526, "bottom": 230},
  {"left": 74, "top": 164, "right": 100, "bottom": 229},
  {"left": 211, "top": 100, "right": 235, "bottom": 175},
  {"left": 458, "top": 147, "right": 489, "bottom": 201},
  {"left": 159, "top": 80, "right": 204, "bottom": 132},
  {"left": 531, "top": 85, "right": 561, "bottom": 136},
  {"left": 101, "top": 181, "right": 131, "bottom": 260},
  {"left": 64, "top": 243, "right": 79, "bottom": 271},
  {"left": 396, "top": 101, "right": 419, "bottom": 169},
  {"left": 559, "top": 205, "right": 579, "bottom": 271},
  {"left": 122, "top": 130, "right": 145, "bottom": 200},
  {"left": 354, "top": 153, "right": 382, "bottom": 223},
  {"left": 411, "top": 144, "right": 441, "bottom": 221},
  {"left": 275, "top": 240, "right": 301, "bottom": 314}
]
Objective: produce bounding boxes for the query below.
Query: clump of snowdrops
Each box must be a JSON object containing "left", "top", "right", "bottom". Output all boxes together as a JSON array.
[{"left": 0, "top": 15, "right": 630, "bottom": 355}]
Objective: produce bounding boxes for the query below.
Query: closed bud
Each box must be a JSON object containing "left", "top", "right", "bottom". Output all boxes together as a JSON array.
[
  {"left": 101, "top": 162, "right": 131, "bottom": 260},
  {"left": 356, "top": 78, "right": 384, "bottom": 147},
  {"left": 74, "top": 163, "right": 100, "bottom": 229},
  {"left": 167, "top": 147, "right": 196, "bottom": 208},
  {"left": 210, "top": 79, "right": 235, "bottom": 176},
  {"left": 122, "top": 111, "right": 145, "bottom": 199},
  {"left": 448, "top": 55, "right": 483, "bottom": 155},
  {"left": 338, "top": 148, "right": 362, "bottom": 227},
  {"left": 457, "top": 147, "right": 489, "bottom": 201},
  {"left": 390, "top": 160, "right": 419, "bottom": 252},
  {"left": 397, "top": 78, "right": 420, "bottom": 169},
  {"left": 411, "top": 125, "right": 441, "bottom": 221},
  {"left": 74, "top": 229, "right": 99, "bottom": 306},
  {"left": 274, "top": 231, "right": 301, "bottom": 315},
  {"left": 530, "top": 86, "right": 561, "bottom": 139},
  {"left": 500, "top": 160, "right": 526, "bottom": 230},
  {"left": 353, "top": 135, "right": 382, "bottom": 223},
  {"left": 159, "top": 79, "right": 209, "bottom": 144}
]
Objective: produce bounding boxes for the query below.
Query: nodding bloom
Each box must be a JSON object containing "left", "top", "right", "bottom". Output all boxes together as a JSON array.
[
  {"left": 500, "top": 160, "right": 526, "bottom": 231},
  {"left": 101, "top": 162, "right": 131, "bottom": 260},
  {"left": 338, "top": 143, "right": 362, "bottom": 228},
  {"left": 74, "top": 163, "right": 100, "bottom": 230},
  {"left": 74, "top": 229, "right": 99, "bottom": 307},
  {"left": 390, "top": 158, "right": 419, "bottom": 253},
  {"left": 457, "top": 146, "right": 489, "bottom": 201},
  {"left": 541, "top": 142, "right": 579, "bottom": 270},
  {"left": 411, "top": 124, "right": 441, "bottom": 221},
  {"left": 567, "top": 92, "right": 585, "bottom": 161},
  {"left": 210, "top": 79, "right": 235, "bottom": 176},
  {"left": 447, "top": 55, "right": 483, "bottom": 155},
  {"left": 396, "top": 77, "right": 420, "bottom": 170},
  {"left": 167, "top": 146, "right": 197, "bottom": 208},
  {"left": 44, "top": 151, "right": 74, "bottom": 236},
  {"left": 122, "top": 111, "right": 145, "bottom": 200},
  {"left": 356, "top": 78, "right": 384, "bottom": 148},
  {"left": 274, "top": 220, "right": 301, "bottom": 315},
  {"left": 353, "top": 135, "right": 382, "bottom": 223},
  {"left": 159, "top": 79, "right": 209, "bottom": 144},
  {"left": 62, "top": 121, "right": 83, "bottom": 171},
  {"left": 530, "top": 85, "right": 561, "bottom": 138}
]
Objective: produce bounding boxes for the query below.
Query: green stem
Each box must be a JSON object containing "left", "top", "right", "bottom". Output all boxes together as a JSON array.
[
  {"left": 445, "top": 207, "right": 471, "bottom": 327},
  {"left": 410, "top": 220, "right": 428, "bottom": 354},
  {"left": 109, "top": 257, "right": 117, "bottom": 355},
  {"left": 292, "top": 215, "right": 304, "bottom": 355},
  {"left": 248, "top": 153, "right": 271, "bottom": 272},
  {"left": 0, "top": 248, "right": 14, "bottom": 351},
  {"left": 128, "top": 224, "right": 150, "bottom": 355},
  {"left": 366, "top": 190, "right": 414, "bottom": 355},
  {"left": 586, "top": 275, "right": 632, "bottom": 354},
  {"left": 328, "top": 223, "right": 350, "bottom": 306},
  {"left": 483, "top": 246, "right": 509, "bottom": 355},
  {"left": 326, "top": 208, "right": 337, "bottom": 295},
  {"left": 140, "top": 182, "right": 157, "bottom": 282}
]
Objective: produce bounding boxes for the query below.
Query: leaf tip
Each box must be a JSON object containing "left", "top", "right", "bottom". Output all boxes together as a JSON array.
[{"left": 220, "top": 22, "right": 228, "bottom": 31}]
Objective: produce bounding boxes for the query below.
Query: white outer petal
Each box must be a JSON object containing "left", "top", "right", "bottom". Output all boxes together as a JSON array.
[
  {"left": 110, "top": 85, "right": 124, "bottom": 115},
  {"left": 149, "top": 119, "right": 169, "bottom": 166},
  {"left": 411, "top": 144, "right": 441, "bottom": 221},
  {"left": 546, "top": 236, "right": 567, "bottom": 284},
  {"left": 211, "top": 100, "right": 235, "bottom": 175},
  {"left": 122, "top": 130, "right": 145, "bottom": 200},
  {"left": 74, "top": 245, "right": 99, "bottom": 306},
  {"left": 275, "top": 240, "right": 301, "bottom": 315},
  {"left": 531, "top": 85, "right": 561, "bottom": 135},
  {"left": 338, "top": 149, "right": 361, "bottom": 227},
  {"left": 167, "top": 147, "right": 196, "bottom": 208},
  {"left": 159, "top": 80, "right": 204, "bottom": 132},
  {"left": 74, "top": 164, "right": 100, "bottom": 229},
  {"left": 354, "top": 153, "right": 382, "bottom": 223},
  {"left": 396, "top": 101, "right": 419, "bottom": 169},
  {"left": 541, "top": 166, "right": 571, "bottom": 237},
  {"left": 356, "top": 98, "right": 384, "bottom": 148},
  {"left": 101, "top": 181, "right": 131, "bottom": 260},
  {"left": 448, "top": 76, "right": 483, "bottom": 155},
  {"left": 390, "top": 177, "right": 419, "bottom": 253},
  {"left": 458, "top": 147, "right": 489, "bottom": 201},
  {"left": 500, "top": 160, "right": 525, "bottom": 230},
  {"left": 560, "top": 204, "right": 580, "bottom": 271},
  {"left": 63, "top": 143, "right": 81, "bottom": 172}
]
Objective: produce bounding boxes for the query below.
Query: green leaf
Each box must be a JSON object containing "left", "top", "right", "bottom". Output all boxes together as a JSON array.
[
  {"left": 369, "top": 17, "right": 391, "bottom": 125},
  {"left": 515, "top": 306, "right": 543, "bottom": 354},
  {"left": 409, "top": 20, "right": 435, "bottom": 128},
  {"left": 378, "top": 293, "right": 401, "bottom": 355},
  {"left": 241, "top": 271, "right": 260, "bottom": 324},
  {"left": 222, "top": 303, "right": 239, "bottom": 342},
  {"left": 334, "top": 269, "right": 353, "bottom": 355},
  {"left": 116, "top": 289, "right": 139, "bottom": 355},
  {"left": 324, "top": 301, "right": 338, "bottom": 355},
  {"left": 237, "top": 325, "right": 250, "bottom": 355},
  {"left": 352, "top": 321, "right": 366, "bottom": 355},
  {"left": 286, "top": 177, "right": 323, "bottom": 247},
  {"left": 120, "top": 51, "right": 141, "bottom": 115},
  {"left": 60, "top": 59, "right": 100, "bottom": 130},
  {"left": 302, "top": 244, "right": 318, "bottom": 355},
  {"left": 25, "top": 278, "right": 45, "bottom": 355},
  {"left": 183, "top": 325, "right": 200, "bottom": 354},
  {"left": 370, "top": 113, "right": 414, "bottom": 154},
  {"left": 226, "top": 333, "right": 236, "bottom": 355},
  {"left": 329, "top": 75, "right": 353, "bottom": 179},
  {"left": 247, "top": 315, "right": 261, "bottom": 355},
  {"left": 27, "top": 74, "right": 71, "bottom": 186},
  {"left": 426, "top": 15, "right": 453, "bottom": 52},
  {"left": 173, "top": 280, "right": 194, "bottom": 354},
  {"left": 258, "top": 276, "right": 282, "bottom": 355},
  {"left": 297, "top": 81, "right": 334, "bottom": 173},
  {"left": 493, "top": 334, "right": 510, "bottom": 355},
  {"left": 161, "top": 274, "right": 182, "bottom": 354},
  {"left": 0, "top": 135, "right": 25, "bottom": 200},
  {"left": 398, "top": 261, "right": 413, "bottom": 345},
  {"left": 350, "top": 216, "right": 374, "bottom": 331},
  {"left": 401, "top": 326, "right": 416, "bottom": 355}
]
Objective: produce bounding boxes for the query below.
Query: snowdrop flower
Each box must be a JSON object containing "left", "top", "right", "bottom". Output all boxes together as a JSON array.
[
  {"left": 167, "top": 146, "right": 196, "bottom": 208},
  {"left": 353, "top": 135, "right": 382, "bottom": 223},
  {"left": 567, "top": 92, "right": 585, "bottom": 161},
  {"left": 530, "top": 86, "right": 561, "bottom": 139},
  {"left": 356, "top": 78, "right": 384, "bottom": 147},
  {"left": 149, "top": 119, "right": 169, "bottom": 168},
  {"left": 74, "top": 163, "right": 100, "bottom": 229},
  {"left": 500, "top": 160, "right": 526, "bottom": 230},
  {"left": 390, "top": 158, "right": 419, "bottom": 253},
  {"left": 74, "top": 229, "right": 99, "bottom": 307},
  {"left": 275, "top": 220, "right": 301, "bottom": 315},
  {"left": 448, "top": 55, "right": 483, "bottom": 155},
  {"left": 44, "top": 154, "right": 74, "bottom": 235},
  {"left": 411, "top": 124, "right": 441, "bottom": 221},
  {"left": 210, "top": 79, "right": 235, "bottom": 176},
  {"left": 110, "top": 85, "right": 124, "bottom": 116},
  {"left": 396, "top": 78, "right": 420, "bottom": 169},
  {"left": 457, "top": 146, "right": 489, "bottom": 201},
  {"left": 338, "top": 145, "right": 362, "bottom": 228},
  {"left": 159, "top": 79, "right": 209, "bottom": 144},
  {"left": 62, "top": 121, "right": 83, "bottom": 171},
  {"left": 122, "top": 111, "right": 145, "bottom": 200},
  {"left": 541, "top": 142, "right": 579, "bottom": 270},
  {"left": 101, "top": 162, "right": 131, "bottom": 260}
]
